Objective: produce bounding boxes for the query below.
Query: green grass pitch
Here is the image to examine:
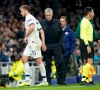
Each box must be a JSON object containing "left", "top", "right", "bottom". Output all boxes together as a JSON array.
[{"left": 0, "top": 83, "right": 100, "bottom": 90}]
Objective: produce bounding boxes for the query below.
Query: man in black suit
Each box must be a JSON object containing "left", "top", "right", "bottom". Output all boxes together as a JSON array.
[{"left": 40, "top": 8, "right": 66, "bottom": 85}]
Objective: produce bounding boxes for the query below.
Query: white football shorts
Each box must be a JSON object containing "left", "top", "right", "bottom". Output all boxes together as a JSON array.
[{"left": 23, "top": 42, "right": 42, "bottom": 58}]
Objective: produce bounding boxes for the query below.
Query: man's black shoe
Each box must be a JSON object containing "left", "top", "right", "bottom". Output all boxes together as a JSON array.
[
  {"left": 89, "top": 81, "right": 96, "bottom": 85},
  {"left": 80, "top": 81, "right": 91, "bottom": 86},
  {"left": 80, "top": 81, "right": 84, "bottom": 85},
  {"left": 57, "top": 82, "right": 67, "bottom": 85}
]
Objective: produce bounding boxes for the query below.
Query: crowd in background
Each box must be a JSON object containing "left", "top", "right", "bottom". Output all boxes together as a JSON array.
[{"left": 0, "top": 0, "right": 100, "bottom": 66}]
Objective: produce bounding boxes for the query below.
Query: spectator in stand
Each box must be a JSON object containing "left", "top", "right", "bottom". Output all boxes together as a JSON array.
[{"left": 94, "top": 50, "right": 100, "bottom": 65}]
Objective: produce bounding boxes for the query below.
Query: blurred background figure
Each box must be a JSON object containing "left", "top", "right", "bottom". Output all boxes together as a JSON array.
[
  {"left": 74, "top": 48, "right": 82, "bottom": 69},
  {"left": 8, "top": 52, "right": 24, "bottom": 81},
  {"left": 94, "top": 50, "right": 100, "bottom": 65},
  {"left": 0, "top": 43, "right": 12, "bottom": 66}
]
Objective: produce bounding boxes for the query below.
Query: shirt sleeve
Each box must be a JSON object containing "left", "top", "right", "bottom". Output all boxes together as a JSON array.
[
  {"left": 80, "top": 19, "right": 89, "bottom": 45},
  {"left": 27, "top": 17, "right": 35, "bottom": 26},
  {"left": 36, "top": 20, "right": 42, "bottom": 31}
]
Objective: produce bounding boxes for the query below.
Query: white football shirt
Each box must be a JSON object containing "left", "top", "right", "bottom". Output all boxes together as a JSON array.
[{"left": 25, "top": 14, "right": 42, "bottom": 43}]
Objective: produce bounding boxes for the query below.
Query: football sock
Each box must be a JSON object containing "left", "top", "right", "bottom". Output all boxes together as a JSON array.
[
  {"left": 79, "top": 65, "right": 85, "bottom": 74},
  {"left": 88, "top": 65, "right": 95, "bottom": 82},
  {"left": 81, "top": 63, "right": 91, "bottom": 81},
  {"left": 24, "top": 62, "right": 30, "bottom": 80},
  {"left": 39, "top": 62, "right": 47, "bottom": 82}
]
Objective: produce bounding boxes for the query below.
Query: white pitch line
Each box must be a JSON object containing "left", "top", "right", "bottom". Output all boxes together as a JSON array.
[
  {"left": 26, "top": 88, "right": 37, "bottom": 89},
  {"left": 66, "top": 85, "right": 100, "bottom": 88},
  {"left": 0, "top": 88, "right": 38, "bottom": 90}
]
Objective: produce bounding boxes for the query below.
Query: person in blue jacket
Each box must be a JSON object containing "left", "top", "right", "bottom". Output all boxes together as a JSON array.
[
  {"left": 60, "top": 16, "right": 76, "bottom": 83},
  {"left": 0, "top": 43, "right": 9, "bottom": 66}
]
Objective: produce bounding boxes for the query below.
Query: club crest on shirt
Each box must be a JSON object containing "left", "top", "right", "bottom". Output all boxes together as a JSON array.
[
  {"left": 65, "top": 32, "right": 68, "bottom": 35},
  {"left": 36, "top": 22, "right": 39, "bottom": 24}
]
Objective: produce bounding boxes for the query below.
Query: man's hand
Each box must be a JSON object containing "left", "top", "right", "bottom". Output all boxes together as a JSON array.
[
  {"left": 23, "top": 37, "right": 27, "bottom": 44},
  {"left": 42, "top": 44, "right": 47, "bottom": 52},
  {"left": 87, "top": 46, "right": 91, "bottom": 54},
  {"left": 98, "top": 40, "right": 100, "bottom": 43}
]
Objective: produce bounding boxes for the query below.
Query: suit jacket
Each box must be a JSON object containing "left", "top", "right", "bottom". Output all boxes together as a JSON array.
[
  {"left": 39, "top": 18, "right": 65, "bottom": 54},
  {"left": 40, "top": 19, "right": 64, "bottom": 43}
]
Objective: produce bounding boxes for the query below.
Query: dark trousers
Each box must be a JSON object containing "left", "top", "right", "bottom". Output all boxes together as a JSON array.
[
  {"left": 62, "top": 54, "right": 70, "bottom": 82},
  {"left": 44, "top": 43, "right": 63, "bottom": 84},
  {"left": 80, "top": 40, "right": 94, "bottom": 64}
]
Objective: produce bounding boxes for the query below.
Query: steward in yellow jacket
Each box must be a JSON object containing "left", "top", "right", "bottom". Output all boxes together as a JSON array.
[{"left": 8, "top": 53, "right": 24, "bottom": 81}]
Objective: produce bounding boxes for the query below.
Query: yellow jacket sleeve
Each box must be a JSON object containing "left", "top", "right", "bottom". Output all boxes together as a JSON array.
[
  {"left": 80, "top": 19, "right": 89, "bottom": 45},
  {"left": 9, "top": 60, "right": 24, "bottom": 77},
  {"left": 14, "top": 62, "right": 24, "bottom": 75}
]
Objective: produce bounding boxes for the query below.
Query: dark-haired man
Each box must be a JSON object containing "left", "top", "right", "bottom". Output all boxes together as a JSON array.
[{"left": 78, "top": 7, "right": 100, "bottom": 85}]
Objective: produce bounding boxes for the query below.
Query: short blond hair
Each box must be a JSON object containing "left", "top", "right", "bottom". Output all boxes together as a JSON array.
[
  {"left": 19, "top": 5, "right": 31, "bottom": 12},
  {"left": 60, "top": 16, "right": 67, "bottom": 21}
]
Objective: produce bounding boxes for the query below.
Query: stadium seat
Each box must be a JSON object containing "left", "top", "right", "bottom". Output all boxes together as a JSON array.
[
  {"left": 9, "top": 81, "right": 17, "bottom": 87},
  {"left": 1, "top": 66, "right": 9, "bottom": 74},
  {"left": 96, "top": 65, "right": 100, "bottom": 74}
]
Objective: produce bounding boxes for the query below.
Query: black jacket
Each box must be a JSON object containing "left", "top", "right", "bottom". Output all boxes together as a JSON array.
[
  {"left": 39, "top": 18, "right": 64, "bottom": 44},
  {"left": 40, "top": 18, "right": 65, "bottom": 53}
]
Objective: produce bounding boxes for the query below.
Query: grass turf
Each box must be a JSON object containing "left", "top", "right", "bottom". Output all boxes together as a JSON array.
[{"left": 0, "top": 83, "right": 100, "bottom": 90}]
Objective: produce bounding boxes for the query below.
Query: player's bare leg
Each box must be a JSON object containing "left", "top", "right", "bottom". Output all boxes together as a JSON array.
[{"left": 83, "top": 59, "right": 88, "bottom": 65}]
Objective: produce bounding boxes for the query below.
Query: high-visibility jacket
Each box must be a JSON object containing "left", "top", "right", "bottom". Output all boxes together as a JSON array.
[{"left": 8, "top": 59, "right": 24, "bottom": 80}]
